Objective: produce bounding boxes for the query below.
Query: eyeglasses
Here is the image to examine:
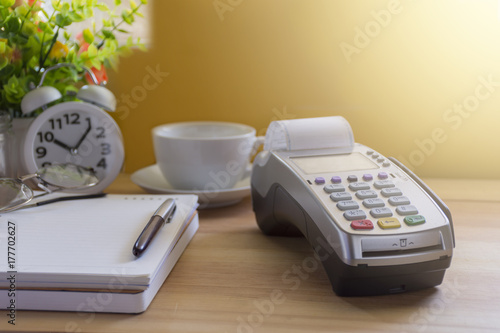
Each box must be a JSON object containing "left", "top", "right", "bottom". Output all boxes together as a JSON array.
[{"left": 0, "top": 163, "right": 100, "bottom": 213}]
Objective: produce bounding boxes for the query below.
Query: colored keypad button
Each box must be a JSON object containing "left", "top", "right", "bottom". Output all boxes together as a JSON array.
[
  {"left": 370, "top": 207, "right": 393, "bottom": 218},
  {"left": 363, "top": 174, "right": 373, "bottom": 181},
  {"left": 344, "top": 209, "right": 367, "bottom": 221},
  {"left": 315, "top": 177, "right": 325, "bottom": 184},
  {"left": 323, "top": 184, "right": 345, "bottom": 193},
  {"left": 396, "top": 205, "right": 418, "bottom": 216},
  {"left": 337, "top": 200, "right": 359, "bottom": 211},
  {"left": 404, "top": 215, "right": 426, "bottom": 226},
  {"left": 331, "top": 176, "right": 342, "bottom": 184},
  {"left": 378, "top": 172, "right": 388, "bottom": 179},
  {"left": 351, "top": 219, "right": 374, "bottom": 230},
  {"left": 377, "top": 217, "right": 401, "bottom": 229}
]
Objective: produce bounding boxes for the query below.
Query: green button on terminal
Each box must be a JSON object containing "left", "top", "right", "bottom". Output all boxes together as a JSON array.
[{"left": 404, "top": 215, "right": 426, "bottom": 226}]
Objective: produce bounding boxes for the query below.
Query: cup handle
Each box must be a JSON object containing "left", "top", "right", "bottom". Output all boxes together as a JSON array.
[
  {"left": 251, "top": 136, "right": 265, "bottom": 159},
  {"left": 242, "top": 136, "right": 265, "bottom": 179}
]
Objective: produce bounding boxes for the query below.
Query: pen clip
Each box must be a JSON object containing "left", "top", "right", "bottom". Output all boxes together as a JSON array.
[{"left": 165, "top": 205, "right": 176, "bottom": 223}]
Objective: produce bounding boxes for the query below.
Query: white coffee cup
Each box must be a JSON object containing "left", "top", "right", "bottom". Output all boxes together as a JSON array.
[{"left": 152, "top": 121, "right": 263, "bottom": 191}]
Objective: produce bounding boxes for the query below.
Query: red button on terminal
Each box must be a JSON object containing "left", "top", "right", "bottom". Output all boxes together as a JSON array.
[{"left": 351, "top": 220, "right": 374, "bottom": 230}]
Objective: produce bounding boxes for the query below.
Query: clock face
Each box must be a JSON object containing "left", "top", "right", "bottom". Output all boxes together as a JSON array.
[{"left": 23, "top": 102, "right": 124, "bottom": 193}]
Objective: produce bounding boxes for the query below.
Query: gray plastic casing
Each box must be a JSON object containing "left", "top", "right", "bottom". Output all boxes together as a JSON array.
[{"left": 251, "top": 143, "right": 454, "bottom": 268}]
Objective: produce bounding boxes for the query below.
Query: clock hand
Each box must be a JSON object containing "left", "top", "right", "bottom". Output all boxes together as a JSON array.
[
  {"left": 73, "top": 121, "right": 92, "bottom": 152},
  {"left": 53, "top": 139, "right": 73, "bottom": 152}
]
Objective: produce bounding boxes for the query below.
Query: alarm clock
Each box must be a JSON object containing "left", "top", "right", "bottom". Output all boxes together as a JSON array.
[{"left": 19, "top": 64, "right": 125, "bottom": 193}]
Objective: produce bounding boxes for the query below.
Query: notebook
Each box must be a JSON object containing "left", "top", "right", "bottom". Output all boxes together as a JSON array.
[{"left": 0, "top": 194, "right": 199, "bottom": 313}]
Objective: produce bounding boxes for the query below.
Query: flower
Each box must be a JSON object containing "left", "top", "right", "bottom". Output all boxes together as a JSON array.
[
  {"left": 48, "top": 40, "right": 69, "bottom": 59},
  {"left": 87, "top": 66, "right": 108, "bottom": 85},
  {"left": 0, "top": 0, "right": 148, "bottom": 117}
]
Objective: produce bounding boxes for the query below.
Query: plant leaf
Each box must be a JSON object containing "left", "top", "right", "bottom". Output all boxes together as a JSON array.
[
  {"left": 0, "top": 0, "right": 15, "bottom": 8},
  {"left": 121, "top": 9, "right": 134, "bottom": 25},
  {"left": 87, "top": 43, "right": 98, "bottom": 57},
  {"left": 51, "top": 0, "right": 61, "bottom": 10},
  {"left": 68, "top": 11, "right": 85, "bottom": 22},
  {"left": 5, "top": 17, "right": 21, "bottom": 33},
  {"left": 82, "top": 28, "right": 94, "bottom": 43},
  {"left": 61, "top": 2, "right": 70, "bottom": 15},
  {"left": 102, "top": 29, "right": 115, "bottom": 39},
  {"left": 38, "top": 21, "right": 54, "bottom": 34},
  {"left": 96, "top": 2, "right": 109, "bottom": 12},
  {"left": 0, "top": 55, "right": 8, "bottom": 71}
]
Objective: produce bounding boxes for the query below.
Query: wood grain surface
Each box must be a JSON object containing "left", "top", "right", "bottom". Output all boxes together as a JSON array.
[{"left": 2, "top": 175, "right": 499, "bottom": 333}]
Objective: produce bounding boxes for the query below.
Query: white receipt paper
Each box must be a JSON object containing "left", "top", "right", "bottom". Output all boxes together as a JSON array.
[{"left": 263, "top": 116, "right": 355, "bottom": 151}]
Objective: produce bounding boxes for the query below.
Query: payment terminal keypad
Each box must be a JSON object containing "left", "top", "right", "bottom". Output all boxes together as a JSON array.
[{"left": 320, "top": 173, "right": 427, "bottom": 232}]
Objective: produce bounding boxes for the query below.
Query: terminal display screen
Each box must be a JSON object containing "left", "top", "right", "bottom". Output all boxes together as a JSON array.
[{"left": 291, "top": 153, "right": 379, "bottom": 174}]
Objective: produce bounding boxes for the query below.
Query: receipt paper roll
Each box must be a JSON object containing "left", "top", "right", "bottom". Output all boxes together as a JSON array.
[{"left": 263, "top": 116, "right": 355, "bottom": 151}]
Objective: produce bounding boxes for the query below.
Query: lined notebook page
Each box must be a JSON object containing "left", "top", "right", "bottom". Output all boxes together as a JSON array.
[{"left": 0, "top": 194, "right": 198, "bottom": 290}]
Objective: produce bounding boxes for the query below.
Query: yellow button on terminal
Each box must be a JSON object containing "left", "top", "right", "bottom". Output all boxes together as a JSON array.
[{"left": 377, "top": 217, "right": 401, "bottom": 229}]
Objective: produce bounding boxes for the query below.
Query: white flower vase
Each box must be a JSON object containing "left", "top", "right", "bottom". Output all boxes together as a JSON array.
[
  {"left": 0, "top": 112, "right": 15, "bottom": 178},
  {"left": 12, "top": 117, "right": 35, "bottom": 177}
]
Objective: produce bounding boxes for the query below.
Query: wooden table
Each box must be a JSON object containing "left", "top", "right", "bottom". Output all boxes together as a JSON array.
[{"left": 2, "top": 175, "right": 500, "bottom": 332}]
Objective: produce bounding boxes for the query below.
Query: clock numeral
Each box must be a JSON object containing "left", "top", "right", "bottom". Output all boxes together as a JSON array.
[
  {"left": 96, "top": 127, "right": 106, "bottom": 139},
  {"left": 63, "top": 113, "right": 81, "bottom": 125},
  {"left": 48, "top": 113, "right": 81, "bottom": 130},
  {"left": 101, "top": 143, "right": 111, "bottom": 155},
  {"left": 97, "top": 158, "right": 107, "bottom": 169},
  {"left": 36, "top": 131, "right": 54, "bottom": 143},
  {"left": 41, "top": 162, "right": 52, "bottom": 167},
  {"left": 36, "top": 147, "right": 47, "bottom": 159},
  {"left": 49, "top": 118, "right": 63, "bottom": 130}
]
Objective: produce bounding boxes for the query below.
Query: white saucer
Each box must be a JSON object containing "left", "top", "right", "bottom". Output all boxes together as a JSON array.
[{"left": 130, "top": 164, "right": 251, "bottom": 208}]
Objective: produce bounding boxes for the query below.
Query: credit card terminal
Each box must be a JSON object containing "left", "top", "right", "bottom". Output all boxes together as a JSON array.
[{"left": 251, "top": 116, "right": 454, "bottom": 296}]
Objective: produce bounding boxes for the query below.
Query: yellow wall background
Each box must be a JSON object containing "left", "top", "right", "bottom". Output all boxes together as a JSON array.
[{"left": 109, "top": 0, "right": 500, "bottom": 179}]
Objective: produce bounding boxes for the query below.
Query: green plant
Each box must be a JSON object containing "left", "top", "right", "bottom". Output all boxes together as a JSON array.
[{"left": 0, "top": 0, "right": 147, "bottom": 117}]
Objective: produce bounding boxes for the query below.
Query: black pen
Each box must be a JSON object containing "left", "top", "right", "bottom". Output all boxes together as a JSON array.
[{"left": 132, "top": 198, "right": 177, "bottom": 257}]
